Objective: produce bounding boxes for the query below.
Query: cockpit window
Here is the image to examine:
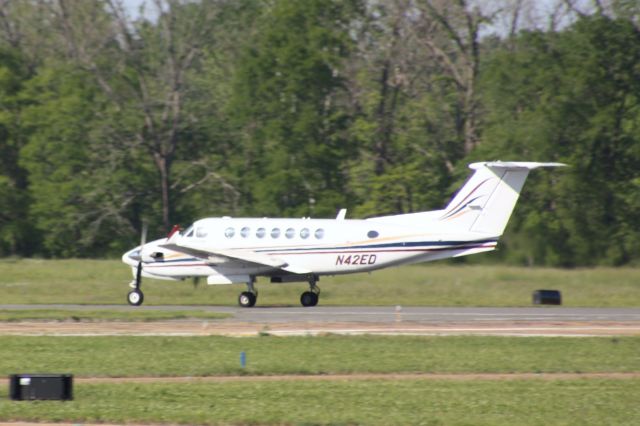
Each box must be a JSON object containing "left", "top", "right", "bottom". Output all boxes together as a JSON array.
[
  {"left": 183, "top": 225, "right": 194, "bottom": 237},
  {"left": 196, "top": 227, "right": 208, "bottom": 238}
]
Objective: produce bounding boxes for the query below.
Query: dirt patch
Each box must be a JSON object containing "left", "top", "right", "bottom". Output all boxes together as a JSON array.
[
  {"left": 1, "top": 372, "right": 639, "bottom": 387},
  {"left": 0, "top": 320, "right": 639, "bottom": 336}
]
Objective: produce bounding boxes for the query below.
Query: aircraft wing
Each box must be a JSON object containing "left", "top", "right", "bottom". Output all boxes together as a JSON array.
[{"left": 159, "top": 242, "right": 311, "bottom": 274}]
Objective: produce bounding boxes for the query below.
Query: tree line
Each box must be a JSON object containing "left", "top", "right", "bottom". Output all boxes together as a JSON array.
[{"left": 0, "top": 0, "right": 639, "bottom": 266}]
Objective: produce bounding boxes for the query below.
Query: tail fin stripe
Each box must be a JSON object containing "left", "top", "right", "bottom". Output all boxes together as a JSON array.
[
  {"left": 441, "top": 195, "right": 485, "bottom": 220},
  {"left": 440, "top": 178, "right": 493, "bottom": 219}
]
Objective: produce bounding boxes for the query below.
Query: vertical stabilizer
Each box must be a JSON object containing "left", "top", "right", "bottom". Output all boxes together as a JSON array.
[{"left": 439, "top": 162, "right": 565, "bottom": 236}]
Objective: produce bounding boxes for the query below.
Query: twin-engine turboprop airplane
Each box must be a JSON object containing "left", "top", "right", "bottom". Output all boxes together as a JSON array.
[{"left": 122, "top": 161, "right": 564, "bottom": 307}]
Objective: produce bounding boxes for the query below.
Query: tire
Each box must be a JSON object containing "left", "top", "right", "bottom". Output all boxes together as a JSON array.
[
  {"left": 127, "top": 289, "right": 144, "bottom": 306},
  {"left": 300, "top": 291, "right": 318, "bottom": 307},
  {"left": 239, "top": 291, "right": 257, "bottom": 308}
]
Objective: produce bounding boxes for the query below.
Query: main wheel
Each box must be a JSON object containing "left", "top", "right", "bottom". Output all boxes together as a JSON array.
[
  {"left": 300, "top": 291, "right": 318, "bottom": 307},
  {"left": 127, "top": 289, "right": 144, "bottom": 306},
  {"left": 238, "top": 291, "right": 257, "bottom": 308}
]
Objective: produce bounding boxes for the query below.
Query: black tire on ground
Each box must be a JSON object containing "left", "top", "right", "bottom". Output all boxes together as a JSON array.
[
  {"left": 239, "top": 291, "right": 257, "bottom": 308},
  {"left": 300, "top": 291, "right": 319, "bottom": 307},
  {"left": 127, "top": 289, "right": 144, "bottom": 306}
]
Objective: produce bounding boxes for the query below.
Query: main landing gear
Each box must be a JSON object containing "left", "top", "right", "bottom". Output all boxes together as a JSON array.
[
  {"left": 127, "top": 261, "right": 144, "bottom": 306},
  {"left": 238, "top": 278, "right": 258, "bottom": 308},
  {"left": 300, "top": 276, "right": 320, "bottom": 307},
  {"left": 237, "top": 276, "right": 321, "bottom": 308}
]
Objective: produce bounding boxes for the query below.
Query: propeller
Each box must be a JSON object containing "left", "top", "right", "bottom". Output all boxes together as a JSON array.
[{"left": 140, "top": 221, "right": 148, "bottom": 247}]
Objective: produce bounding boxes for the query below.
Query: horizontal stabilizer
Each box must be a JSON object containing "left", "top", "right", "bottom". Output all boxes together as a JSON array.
[{"left": 469, "top": 161, "right": 566, "bottom": 170}]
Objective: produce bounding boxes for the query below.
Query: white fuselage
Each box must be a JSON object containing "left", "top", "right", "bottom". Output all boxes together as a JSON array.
[{"left": 122, "top": 216, "right": 498, "bottom": 282}]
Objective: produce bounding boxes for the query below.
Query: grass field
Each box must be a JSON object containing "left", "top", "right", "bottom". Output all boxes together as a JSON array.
[
  {"left": 1, "top": 258, "right": 639, "bottom": 307},
  {"left": 1, "top": 258, "right": 638, "bottom": 425},
  {"left": 0, "top": 335, "right": 638, "bottom": 377},
  {"left": 1, "top": 379, "right": 639, "bottom": 425},
  {"left": 0, "top": 335, "right": 639, "bottom": 425}
]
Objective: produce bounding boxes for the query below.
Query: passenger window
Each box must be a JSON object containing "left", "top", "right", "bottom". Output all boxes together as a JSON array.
[
  {"left": 367, "top": 230, "right": 379, "bottom": 238},
  {"left": 256, "top": 228, "right": 266, "bottom": 238},
  {"left": 224, "top": 227, "right": 235, "bottom": 238},
  {"left": 314, "top": 228, "right": 325, "bottom": 239},
  {"left": 271, "top": 228, "right": 281, "bottom": 238},
  {"left": 285, "top": 228, "right": 295, "bottom": 239},
  {"left": 241, "top": 227, "right": 250, "bottom": 238},
  {"left": 196, "top": 227, "right": 208, "bottom": 238},
  {"left": 300, "top": 228, "right": 310, "bottom": 239}
]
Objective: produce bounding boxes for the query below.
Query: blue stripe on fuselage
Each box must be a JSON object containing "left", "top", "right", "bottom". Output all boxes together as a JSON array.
[{"left": 256, "top": 239, "right": 498, "bottom": 254}]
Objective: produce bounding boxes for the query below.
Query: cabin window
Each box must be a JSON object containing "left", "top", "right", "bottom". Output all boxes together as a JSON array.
[
  {"left": 224, "top": 227, "right": 235, "bottom": 238},
  {"left": 314, "top": 228, "right": 325, "bottom": 239},
  {"left": 241, "top": 227, "right": 250, "bottom": 238},
  {"left": 285, "top": 228, "right": 295, "bottom": 239},
  {"left": 300, "top": 228, "right": 310, "bottom": 239},
  {"left": 367, "top": 230, "right": 379, "bottom": 239},
  {"left": 196, "top": 227, "right": 208, "bottom": 238},
  {"left": 271, "top": 228, "right": 281, "bottom": 238},
  {"left": 256, "top": 227, "right": 266, "bottom": 238}
]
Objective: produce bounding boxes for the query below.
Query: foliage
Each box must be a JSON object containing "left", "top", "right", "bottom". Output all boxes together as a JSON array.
[
  {"left": 0, "top": 47, "right": 33, "bottom": 255},
  {"left": 0, "top": 2, "right": 638, "bottom": 265},
  {"left": 480, "top": 16, "right": 640, "bottom": 266}
]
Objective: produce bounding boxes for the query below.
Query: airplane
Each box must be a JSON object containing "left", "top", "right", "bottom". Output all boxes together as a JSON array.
[{"left": 122, "top": 161, "right": 565, "bottom": 307}]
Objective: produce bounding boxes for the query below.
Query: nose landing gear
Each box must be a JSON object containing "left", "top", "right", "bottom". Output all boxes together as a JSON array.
[{"left": 127, "top": 261, "right": 145, "bottom": 306}]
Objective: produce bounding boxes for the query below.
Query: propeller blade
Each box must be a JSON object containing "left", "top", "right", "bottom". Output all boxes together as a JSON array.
[{"left": 140, "top": 221, "right": 148, "bottom": 247}]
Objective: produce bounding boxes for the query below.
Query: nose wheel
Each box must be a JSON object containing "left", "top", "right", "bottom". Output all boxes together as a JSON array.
[{"left": 127, "top": 289, "right": 144, "bottom": 306}]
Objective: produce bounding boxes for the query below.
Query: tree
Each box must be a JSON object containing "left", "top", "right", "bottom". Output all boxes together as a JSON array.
[
  {"left": 480, "top": 16, "right": 640, "bottom": 265},
  {"left": 48, "top": 0, "right": 226, "bottom": 230},
  {"left": 231, "top": 0, "right": 360, "bottom": 217},
  {"left": 0, "top": 47, "right": 33, "bottom": 255}
]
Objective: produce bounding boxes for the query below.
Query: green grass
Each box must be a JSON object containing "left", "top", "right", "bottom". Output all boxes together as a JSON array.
[
  {"left": 1, "top": 335, "right": 638, "bottom": 425},
  {"left": 0, "top": 258, "right": 639, "bottom": 306},
  {"left": 1, "top": 335, "right": 638, "bottom": 377},
  {"left": 1, "top": 379, "right": 639, "bottom": 425},
  {"left": 0, "top": 309, "right": 230, "bottom": 322}
]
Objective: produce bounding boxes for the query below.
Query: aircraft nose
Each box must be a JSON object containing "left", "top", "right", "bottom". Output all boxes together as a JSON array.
[{"left": 122, "top": 247, "right": 142, "bottom": 265}]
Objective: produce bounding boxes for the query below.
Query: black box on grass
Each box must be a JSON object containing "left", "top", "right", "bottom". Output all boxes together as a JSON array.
[
  {"left": 532, "top": 290, "right": 562, "bottom": 305},
  {"left": 9, "top": 374, "right": 73, "bottom": 401}
]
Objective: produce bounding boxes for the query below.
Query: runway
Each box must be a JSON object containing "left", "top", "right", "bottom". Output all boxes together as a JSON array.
[{"left": 1, "top": 305, "right": 639, "bottom": 336}]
